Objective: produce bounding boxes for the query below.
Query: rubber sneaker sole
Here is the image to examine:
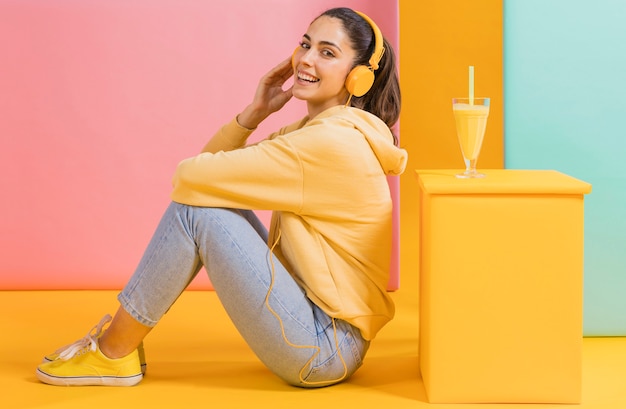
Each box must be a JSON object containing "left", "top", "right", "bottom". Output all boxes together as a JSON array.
[{"left": 36, "top": 368, "right": 142, "bottom": 387}]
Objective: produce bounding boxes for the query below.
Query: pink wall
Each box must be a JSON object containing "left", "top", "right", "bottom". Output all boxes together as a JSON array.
[{"left": 0, "top": 0, "right": 399, "bottom": 290}]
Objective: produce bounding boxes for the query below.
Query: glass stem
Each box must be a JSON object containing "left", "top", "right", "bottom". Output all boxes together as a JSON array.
[{"left": 468, "top": 158, "right": 477, "bottom": 175}]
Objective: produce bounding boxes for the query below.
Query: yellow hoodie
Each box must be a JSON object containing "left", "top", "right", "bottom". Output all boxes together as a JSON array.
[{"left": 171, "top": 105, "right": 407, "bottom": 340}]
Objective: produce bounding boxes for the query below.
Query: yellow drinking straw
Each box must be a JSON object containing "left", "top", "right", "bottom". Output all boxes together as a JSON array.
[{"left": 469, "top": 65, "right": 475, "bottom": 105}]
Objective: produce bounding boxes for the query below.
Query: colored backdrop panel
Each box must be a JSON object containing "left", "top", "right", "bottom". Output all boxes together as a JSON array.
[
  {"left": 398, "top": 0, "right": 503, "bottom": 288},
  {"left": 504, "top": 0, "right": 626, "bottom": 334},
  {"left": 0, "top": 0, "right": 400, "bottom": 290}
]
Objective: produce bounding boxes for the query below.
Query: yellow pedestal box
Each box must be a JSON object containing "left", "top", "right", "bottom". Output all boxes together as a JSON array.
[{"left": 415, "top": 169, "right": 592, "bottom": 403}]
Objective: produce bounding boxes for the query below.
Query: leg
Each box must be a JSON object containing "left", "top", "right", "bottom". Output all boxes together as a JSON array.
[
  {"left": 118, "top": 202, "right": 368, "bottom": 386},
  {"left": 99, "top": 203, "right": 268, "bottom": 359},
  {"left": 39, "top": 202, "right": 368, "bottom": 387},
  {"left": 36, "top": 201, "right": 205, "bottom": 386},
  {"left": 176, "top": 204, "right": 370, "bottom": 387},
  {"left": 98, "top": 201, "right": 213, "bottom": 358},
  {"left": 99, "top": 306, "right": 151, "bottom": 359}
]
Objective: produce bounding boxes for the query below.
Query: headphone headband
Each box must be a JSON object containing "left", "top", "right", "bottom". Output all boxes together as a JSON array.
[{"left": 355, "top": 11, "right": 385, "bottom": 71}]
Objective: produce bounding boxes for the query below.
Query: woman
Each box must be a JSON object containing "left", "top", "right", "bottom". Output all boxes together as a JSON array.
[{"left": 37, "top": 7, "right": 406, "bottom": 388}]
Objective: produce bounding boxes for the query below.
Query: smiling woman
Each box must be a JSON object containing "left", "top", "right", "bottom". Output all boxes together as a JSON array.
[{"left": 35, "top": 6, "right": 407, "bottom": 390}]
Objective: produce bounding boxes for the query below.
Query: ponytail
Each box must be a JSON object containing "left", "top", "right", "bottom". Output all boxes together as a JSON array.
[{"left": 349, "top": 36, "right": 401, "bottom": 143}]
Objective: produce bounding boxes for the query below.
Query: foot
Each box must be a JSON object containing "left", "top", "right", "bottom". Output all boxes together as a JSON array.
[{"left": 37, "top": 315, "right": 143, "bottom": 386}]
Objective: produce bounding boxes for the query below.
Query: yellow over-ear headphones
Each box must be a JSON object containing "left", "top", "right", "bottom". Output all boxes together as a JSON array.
[
  {"left": 345, "top": 11, "right": 385, "bottom": 97},
  {"left": 291, "top": 10, "right": 385, "bottom": 98}
]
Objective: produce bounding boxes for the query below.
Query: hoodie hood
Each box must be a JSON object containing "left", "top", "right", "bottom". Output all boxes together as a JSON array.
[{"left": 313, "top": 106, "right": 407, "bottom": 176}]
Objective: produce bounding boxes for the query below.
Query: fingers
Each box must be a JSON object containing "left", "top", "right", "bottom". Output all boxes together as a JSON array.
[
  {"left": 243, "top": 57, "right": 294, "bottom": 122},
  {"left": 265, "top": 57, "right": 293, "bottom": 84}
]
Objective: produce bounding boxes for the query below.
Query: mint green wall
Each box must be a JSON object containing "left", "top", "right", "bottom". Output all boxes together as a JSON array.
[{"left": 504, "top": 0, "right": 626, "bottom": 335}]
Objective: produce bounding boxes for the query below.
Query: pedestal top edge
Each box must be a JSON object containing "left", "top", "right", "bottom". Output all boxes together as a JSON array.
[{"left": 414, "top": 169, "right": 592, "bottom": 195}]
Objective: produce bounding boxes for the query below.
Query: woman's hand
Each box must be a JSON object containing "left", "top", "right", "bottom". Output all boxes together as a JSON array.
[{"left": 237, "top": 57, "right": 294, "bottom": 130}]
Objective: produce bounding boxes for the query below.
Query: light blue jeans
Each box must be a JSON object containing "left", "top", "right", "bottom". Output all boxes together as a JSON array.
[{"left": 118, "top": 202, "right": 369, "bottom": 387}]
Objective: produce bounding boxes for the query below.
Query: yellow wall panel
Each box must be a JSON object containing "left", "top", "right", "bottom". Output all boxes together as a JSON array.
[{"left": 399, "top": 0, "right": 503, "bottom": 287}]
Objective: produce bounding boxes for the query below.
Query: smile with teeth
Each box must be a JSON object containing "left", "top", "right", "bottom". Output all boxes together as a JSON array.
[{"left": 297, "top": 71, "right": 320, "bottom": 83}]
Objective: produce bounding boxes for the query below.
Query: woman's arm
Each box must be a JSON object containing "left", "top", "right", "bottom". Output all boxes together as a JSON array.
[{"left": 202, "top": 57, "right": 294, "bottom": 153}]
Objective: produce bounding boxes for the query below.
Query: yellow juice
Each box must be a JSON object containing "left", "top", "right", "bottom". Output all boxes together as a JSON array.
[{"left": 453, "top": 103, "right": 489, "bottom": 161}]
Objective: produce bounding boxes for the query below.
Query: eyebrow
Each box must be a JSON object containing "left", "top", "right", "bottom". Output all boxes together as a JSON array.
[{"left": 302, "top": 33, "right": 342, "bottom": 52}]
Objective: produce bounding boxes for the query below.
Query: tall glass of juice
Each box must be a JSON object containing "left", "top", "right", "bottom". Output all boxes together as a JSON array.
[{"left": 452, "top": 97, "right": 490, "bottom": 178}]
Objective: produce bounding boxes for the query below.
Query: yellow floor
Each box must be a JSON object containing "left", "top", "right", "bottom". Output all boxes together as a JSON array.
[{"left": 1, "top": 287, "right": 625, "bottom": 409}]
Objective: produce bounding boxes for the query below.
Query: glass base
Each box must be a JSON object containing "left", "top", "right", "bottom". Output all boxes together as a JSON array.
[{"left": 456, "top": 170, "right": 486, "bottom": 179}]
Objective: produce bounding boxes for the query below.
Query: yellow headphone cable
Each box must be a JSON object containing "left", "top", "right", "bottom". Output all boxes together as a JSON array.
[{"left": 265, "top": 230, "right": 348, "bottom": 386}]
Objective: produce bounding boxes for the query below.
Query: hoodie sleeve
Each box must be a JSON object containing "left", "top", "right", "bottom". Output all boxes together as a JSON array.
[
  {"left": 200, "top": 117, "right": 255, "bottom": 154},
  {"left": 171, "top": 132, "right": 305, "bottom": 212}
]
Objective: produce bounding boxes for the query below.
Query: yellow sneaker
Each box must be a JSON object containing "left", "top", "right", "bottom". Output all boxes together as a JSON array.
[
  {"left": 42, "top": 314, "right": 147, "bottom": 375},
  {"left": 36, "top": 315, "right": 143, "bottom": 386}
]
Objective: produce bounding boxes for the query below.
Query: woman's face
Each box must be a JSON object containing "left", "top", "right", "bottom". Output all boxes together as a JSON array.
[{"left": 292, "top": 16, "right": 356, "bottom": 118}]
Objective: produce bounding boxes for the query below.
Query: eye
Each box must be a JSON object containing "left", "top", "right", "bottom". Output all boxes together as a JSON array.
[
  {"left": 299, "top": 41, "right": 310, "bottom": 50},
  {"left": 321, "top": 49, "right": 336, "bottom": 58}
]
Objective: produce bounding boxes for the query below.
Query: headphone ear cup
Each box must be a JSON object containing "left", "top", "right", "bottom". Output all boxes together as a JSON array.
[
  {"left": 291, "top": 47, "right": 300, "bottom": 70},
  {"left": 345, "top": 65, "right": 375, "bottom": 97}
]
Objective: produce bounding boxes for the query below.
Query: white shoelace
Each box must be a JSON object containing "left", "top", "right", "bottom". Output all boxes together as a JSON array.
[{"left": 52, "top": 314, "right": 112, "bottom": 361}]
